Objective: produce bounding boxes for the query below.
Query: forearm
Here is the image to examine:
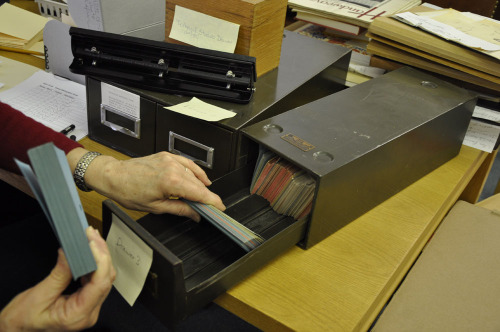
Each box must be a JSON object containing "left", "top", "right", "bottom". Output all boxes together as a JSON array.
[
  {"left": 65, "top": 148, "right": 225, "bottom": 218},
  {"left": 66, "top": 147, "right": 117, "bottom": 195},
  {"left": 0, "top": 102, "right": 82, "bottom": 174}
]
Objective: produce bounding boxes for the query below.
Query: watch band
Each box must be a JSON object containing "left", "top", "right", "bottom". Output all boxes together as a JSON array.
[{"left": 73, "top": 151, "right": 102, "bottom": 192}]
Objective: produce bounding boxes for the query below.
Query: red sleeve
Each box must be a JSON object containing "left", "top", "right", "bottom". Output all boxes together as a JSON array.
[{"left": 0, "top": 101, "right": 83, "bottom": 174}]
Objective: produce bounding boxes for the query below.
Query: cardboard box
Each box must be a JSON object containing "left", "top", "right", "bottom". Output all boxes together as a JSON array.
[
  {"left": 165, "top": 0, "right": 288, "bottom": 77},
  {"left": 373, "top": 198, "right": 500, "bottom": 331}
]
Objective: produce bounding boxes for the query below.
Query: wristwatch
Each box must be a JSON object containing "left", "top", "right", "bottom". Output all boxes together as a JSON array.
[{"left": 73, "top": 151, "right": 101, "bottom": 192}]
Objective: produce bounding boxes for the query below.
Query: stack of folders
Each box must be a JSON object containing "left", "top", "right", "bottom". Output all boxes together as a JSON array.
[
  {"left": 0, "top": 3, "right": 48, "bottom": 55},
  {"left": 15, "top": 143, "right": 96, "bottom": 280},
  {"left": 183, "top": 199, "right": 264, "bottom": 252},
  {"left": 251, "top": 148, "right": 316, "bottom": 220}
]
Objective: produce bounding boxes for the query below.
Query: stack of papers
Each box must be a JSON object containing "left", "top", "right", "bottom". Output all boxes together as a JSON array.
[
  {"left": 288, "top": 0, "right": 421, "bottom": 29},
  {"left": 0, "top": 3, "right": 48, "bottom": 55},
  {"left": 367, "top": 6, "right": 500, "bottom": 96}
]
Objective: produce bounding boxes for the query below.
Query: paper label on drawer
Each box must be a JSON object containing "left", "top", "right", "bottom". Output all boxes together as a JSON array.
[
  {"left": 169, "top": 5, "right": 240, "bottom": 53},
  {"left": 101, "top": 83, "right": 140, "bottom": 119},
  {"left": 164, "top": 97, "right": 236, "bottom": 121},
  {"left": 106, "top": 214, "right": 153, "bottom": 306}
]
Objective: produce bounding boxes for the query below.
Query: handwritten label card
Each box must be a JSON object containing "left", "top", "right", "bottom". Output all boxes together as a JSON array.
[
  {"left": 164, "top": 97, "right": 236, "bottom": 122},
  {"left": 169, "top": 5, "right": 240, "bottom": 53},
  {"left": 463, "top": 119, "right": 500, "bottom": 153},
  {"left": 106, "top": 214, "right": 153, "bottom": 306},
  {"left": 101, "top": 82, "right": 140, "bottom": 119}
]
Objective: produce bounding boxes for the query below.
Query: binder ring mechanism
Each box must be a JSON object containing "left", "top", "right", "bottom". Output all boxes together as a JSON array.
[
  {"left": 100, "top": 104, "right": 141, "bottom": 139},
  {"left": 168, "top": 131, "right": 214, "bottom": 169}
]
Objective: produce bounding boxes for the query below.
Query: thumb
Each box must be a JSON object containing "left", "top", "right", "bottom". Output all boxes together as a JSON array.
[{"left": 36, "top": 248, "right": 73, "bottom": 301}]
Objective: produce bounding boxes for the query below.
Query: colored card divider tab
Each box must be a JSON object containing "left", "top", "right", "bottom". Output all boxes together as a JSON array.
[
  {"left": 106, "top": 213, "right": 153, "bottom": 306},
  {"left": 183, "top": 199, "right": 264, "bottom": 252},
  {"left": 250, "top": 149, "right": 316, "bottom": 220}
]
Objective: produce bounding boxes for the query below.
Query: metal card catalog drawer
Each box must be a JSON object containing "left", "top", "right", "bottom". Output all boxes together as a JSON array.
[
  {"left": 155, "top": 106, "right": 235, "bottom": 180},
  {"left": 87, "top": 77, "right": 157, "bottom": 156}
]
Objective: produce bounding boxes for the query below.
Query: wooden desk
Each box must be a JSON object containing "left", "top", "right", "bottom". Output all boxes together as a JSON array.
[
  {"left": 213, "top": 145, "right": 492, "bottom": 332},
  {"left": 0, "top": 11, "right": 496, "bottom": 330}
]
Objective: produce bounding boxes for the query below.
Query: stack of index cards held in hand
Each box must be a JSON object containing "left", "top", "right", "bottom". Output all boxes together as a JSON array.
[{"left": 183, "top": 199, "right": 264, "bottom": 252}]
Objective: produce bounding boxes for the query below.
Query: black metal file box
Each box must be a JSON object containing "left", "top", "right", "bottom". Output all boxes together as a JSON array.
[
  {"left": 102, "top": 67, "right": 476, "bottom": 327},
  {"left": 242, "top": 66, "right": 476, "bottom": 248},
  {"left": 86, "top": 30, "right": 351, "bottom": 177}
]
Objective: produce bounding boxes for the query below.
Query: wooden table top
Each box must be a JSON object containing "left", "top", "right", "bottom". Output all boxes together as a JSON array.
[{"left": 214, "top": 145, "right": 489, "bottom": 331}]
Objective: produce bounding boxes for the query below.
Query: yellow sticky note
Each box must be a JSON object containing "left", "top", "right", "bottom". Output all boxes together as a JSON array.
[
  {"left": 165, "top": 97, "right": 236, "bottom": 122},
  {"left": 169, "top": 5, "right": 240, "bottom": 53}
]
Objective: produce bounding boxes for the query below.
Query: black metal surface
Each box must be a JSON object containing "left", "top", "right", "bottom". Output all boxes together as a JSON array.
[
  {"left": 87, "top": 30, "right": 351, "bottom": 179},
  {"left": 242, "top": 66, "right": 477, "bottom": 248},
  {"left": 86, "top": 77, "right": 157, "bottom": 157},
  {"left": 102, "top": 165, "right": 305, "bottom": 328},
  {"left": 69, "top": 27, "right": 256, "bottom": 103}
]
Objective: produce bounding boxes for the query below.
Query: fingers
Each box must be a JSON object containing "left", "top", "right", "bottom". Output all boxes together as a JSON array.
[
  {"left": 172, "top": 155, "right": 212, "bottom": 186},
  {"left": 84, "top": 226, "right": 116, "bottom": 294},
  {"left": 56, "top": 228, "right": 114, "bottom": 330},
  {"left": 157, "top": 153, "right": 226, "bottom": 212},
  {"left": 35, "top": 248, "right": 72, "bottom": 302}
]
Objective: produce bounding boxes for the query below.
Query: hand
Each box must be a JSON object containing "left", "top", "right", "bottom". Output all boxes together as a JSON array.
[
  {"left": 0, "top": 227, "right": 115, "bottom": 331},
  {"left": 81, "top": 150, "right": 226, "bottom": 221}
]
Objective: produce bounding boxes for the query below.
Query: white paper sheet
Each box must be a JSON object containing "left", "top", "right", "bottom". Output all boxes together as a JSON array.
[
  {"left": 393, "top": 11, "right": 500, "bottom": 58},
  {"left": 472, "top": 105, "right": 500, "bottom": 124},
  {"left": 463, "top": 119, "right": 500, "bottom": 153},
  {"left": 0, "top": 71, "right": 88, "bottom": 140}
]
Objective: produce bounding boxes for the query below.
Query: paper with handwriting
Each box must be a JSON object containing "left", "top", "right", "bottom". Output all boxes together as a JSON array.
[
  {"left": 0, "top": 70, "right": 88, "bottom": 141},
  {"left": 106, "top": 214, "right": 153, "bottom": 306},
  {"left": 164, "top": 97, "right": 236, "bottom": 122},
  {"left": 473, "top": 105, "right": 500, "bottom": 124},
  {"left": 463, "top": 119, "right": 500, "bottom": 153},
  {"left": 169, "top": 5, "right": 239, "bottom": 53},
  {"left": 393, "top": 10, "right": 500, "bottom": 59}
]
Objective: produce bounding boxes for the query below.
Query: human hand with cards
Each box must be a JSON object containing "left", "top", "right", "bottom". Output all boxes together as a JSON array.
[
  {"left": 0, "top": 227, "right": 115, "bottom": 331},
  {"left": 67, "top": 148, "right": 225, "bottom": 221}
]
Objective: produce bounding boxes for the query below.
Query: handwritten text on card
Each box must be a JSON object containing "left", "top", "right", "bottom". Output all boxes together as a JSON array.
[
  {"left": 106, "top": 214, "right": 153, "bottom": 306},
  {"left": 169, "top": 5, "right": 239, "bottom": 53}
]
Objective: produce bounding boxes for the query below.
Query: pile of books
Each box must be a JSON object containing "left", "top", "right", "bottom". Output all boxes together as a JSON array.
[
  {"left": 366, "top": 5, "right": 500, "bottom": 98},
  {"left": 288, "top": 0, "right": 421, "bottom": 37}
]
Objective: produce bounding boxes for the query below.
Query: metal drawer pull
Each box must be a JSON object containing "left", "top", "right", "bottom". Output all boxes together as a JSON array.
[
  {"left": 168, "top": 131, "right": 214, "bottom": 169},
  {"left": 100, "top": 104, "right": 141, "bottom": 139}
]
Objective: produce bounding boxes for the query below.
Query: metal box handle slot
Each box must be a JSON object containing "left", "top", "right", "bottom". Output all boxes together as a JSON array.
[
  {"left": 168, "top": 131, "right": 214, "bottom": 169},
  {"left": 100, "top": 104, "right": 141, "bottom": 139}
]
